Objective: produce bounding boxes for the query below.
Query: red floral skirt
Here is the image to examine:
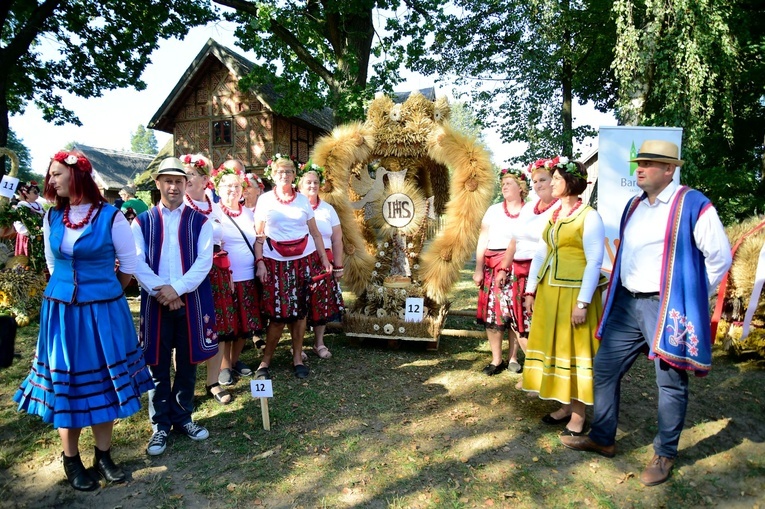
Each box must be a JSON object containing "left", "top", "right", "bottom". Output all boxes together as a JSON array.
[
  {"left": 308, "top": 249, "right": 344, "bottom": 326},
  {"left": 509, "top": 259, "right": 532, "bottom": 335},
  {"left": 209, "top": 263, "right": 237, "bottom": 342},
  {"left": 262, "top": 251, "right": 323, "bottom": 323},
  {"left": 230, "top": 279, "right": 264, "bottom": 339},
  {"left": 476, "top": 249, "right": 511, "bottom": 331}
]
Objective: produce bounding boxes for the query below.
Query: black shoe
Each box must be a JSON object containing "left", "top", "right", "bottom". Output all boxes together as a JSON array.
[
  {"left": 294, "top": 364, "right": 309, "bottom": 379},
  {"left": 561, "top": 426, "right": 588, "bottom": 437},
  {"left": 62, "top": 453, "right": 98, "bottom": 491},
  {"left": 482, "top": 361, "right": 508, "bottom": 376},
  {"left": 541, "top": 413, "right": 572, "bottom": 425},
  {"left": 94, "top": 446, "right": 126, "bottom": 483},
  {"left": 255, "top": 366, "right": 271, "bottom": 380}
]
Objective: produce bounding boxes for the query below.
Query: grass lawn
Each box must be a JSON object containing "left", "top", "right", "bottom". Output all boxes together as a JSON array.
[{"left": 1, "top": 264, "right": 764, "bottom": 508}]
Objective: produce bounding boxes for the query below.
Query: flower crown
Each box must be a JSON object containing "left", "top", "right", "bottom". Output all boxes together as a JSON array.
[
  {"left": 298, "top": 161, "right": 325, "bottom": 184},
  {"left": 551, "top": 156, "right": 587, "bottom": 180},
  {"left": 210, "top": 163, "right": 244, "bottom": 189},
  {"left": 52, "top": 151, "right": 92, "bottom": 173},
  {"left": 499, "top": 167, "right": 528, "bottom": 186},
  {"left": 264, "top": 153, "right": 299, "bottom": 182},
  {"left": 244, "top": 172, "right": 265, "bottom": 190},
  {"left": 181, "top": 154, "right": 208, "bottom": 172}
]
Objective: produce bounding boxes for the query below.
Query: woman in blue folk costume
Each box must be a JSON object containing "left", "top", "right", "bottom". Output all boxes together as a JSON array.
[{"left": 14, "top": 150, "right": 153, "bottom": 491}]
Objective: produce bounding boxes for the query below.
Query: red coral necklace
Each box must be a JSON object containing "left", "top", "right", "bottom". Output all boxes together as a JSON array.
[
  {"left": 63, "top": 203, "right": 97, "bottom": 230},
  {"left": 551, "top": 200, "right": 582, "bottom": 223},
  {"left": 274, "top": 189, "right": 296, "bottom": 205},
  {"left": 220, "top": 202, "right": 242, "bottom": 217},
  {"left": 534, "top": 198, "right": 559, "bottom": 215},
  {"left": 185, "top": 194, "right": 212, "bottom": 215},
  {"left": 311, "top": 197, "right": 320, "bottom": 210},
  {"left": 503, "top": 200, "right": 520, "bottom": 218}
]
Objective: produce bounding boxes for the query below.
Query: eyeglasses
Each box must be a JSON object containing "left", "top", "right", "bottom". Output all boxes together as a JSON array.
[
  {"left": 219, "top": 184, "right": 241, "bottom": 189},
  {"left": 275, "top": 170, "right": 294, "bottom": 175}
]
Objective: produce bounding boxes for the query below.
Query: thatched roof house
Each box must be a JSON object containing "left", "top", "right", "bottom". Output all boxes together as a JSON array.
[{"left": 73, "top": 144, "right": 153, "bottom": 203}]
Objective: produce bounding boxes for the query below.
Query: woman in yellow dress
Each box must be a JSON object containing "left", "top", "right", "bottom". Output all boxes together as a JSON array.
[{"left": 522, "top": 157, "right": 606, "bottom": 436}]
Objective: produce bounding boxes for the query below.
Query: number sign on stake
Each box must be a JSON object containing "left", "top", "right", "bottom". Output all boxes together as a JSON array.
[
  {"left": 405, "top": 297, "right": 425, "bottom": 322},
  {"left": 250, "top": 379, "right": 273, "bottom": 431}
]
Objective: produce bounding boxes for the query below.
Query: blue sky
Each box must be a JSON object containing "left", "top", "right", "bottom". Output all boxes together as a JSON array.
[{"left": 9, "top": 19, "right": 614, "bottom": 175}]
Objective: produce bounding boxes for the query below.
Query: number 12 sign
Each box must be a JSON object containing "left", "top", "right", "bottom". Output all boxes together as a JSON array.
[{"left": 404, "top": 297, "right": 425, "bottom": 322}]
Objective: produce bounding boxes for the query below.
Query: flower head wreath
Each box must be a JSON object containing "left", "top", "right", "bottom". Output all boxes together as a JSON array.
[
  {"left": 499, "top": 167, "right": 528, "bottom": 187},
  {"left": 243, "top": 172, "right": 265, "bottom": 190},
  {"left": 210, "top": 161, "right": 244, "bottom": 189},
  {"left": 264, "top": 153, "right": 299, "bottom": 182},
  {"left": 298, "top": 160, "right": 326, "bottom": 184},
  {"left": 181, "top": 154, "right": 208, "bottom": 173},
  {"left": 52, "top": 151, "right": 92, "bottom": 173},
  {"left": 551, "top": 156, "right": 587, "bottom": 180}
]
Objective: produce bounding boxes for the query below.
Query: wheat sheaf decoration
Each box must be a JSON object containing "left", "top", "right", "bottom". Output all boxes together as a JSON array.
[{"left": 0, "top": 147, "right": 20, "bottom": 206}]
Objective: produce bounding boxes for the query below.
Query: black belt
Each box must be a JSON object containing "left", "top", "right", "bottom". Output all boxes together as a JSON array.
[{"left": 624, "top": 289, "right": 660, "bottom": 299}]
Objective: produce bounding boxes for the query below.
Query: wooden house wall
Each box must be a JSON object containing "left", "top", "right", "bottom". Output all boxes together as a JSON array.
[{"left": 169, "top": 59, "right": 323, "bottom": 172}]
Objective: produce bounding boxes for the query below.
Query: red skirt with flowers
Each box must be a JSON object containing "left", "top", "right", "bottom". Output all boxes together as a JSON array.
[
  {"left": 209, "top": 261, "right": 237, "bottom": 342},
  {"left": 229, "top": 279, "right": 264, "bottom": 339},
  {"left": 476, "top": 249, "right": 511, "bottom": 331},
  {"left": 262, "top": 251, "right": 323, "bottom": 323},
  {"left": 509, "top": 259, "right": 532, "bottom": 335},
  {"left": 308, "top": 249, "right": 344, "bottom": 326}
]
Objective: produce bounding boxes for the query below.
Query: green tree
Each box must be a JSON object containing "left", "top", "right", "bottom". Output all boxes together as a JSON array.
[
  {"left": 4, "top": 129, "right": 42, "bottom": 183},
  {"left": 612, "top": 0, "right": 765, "bottom": 223},
  {"left": 0, "top": 0, "right": 215, "bottom": 177},
  {"left": 401, "top": 0, "right": 617, "bottom": 162},
  {"left": 213, "top": 0, "right": 445, "bottom": 123},
  {"left": 131, "top": 124, "right": 159, "bottom": 154}
]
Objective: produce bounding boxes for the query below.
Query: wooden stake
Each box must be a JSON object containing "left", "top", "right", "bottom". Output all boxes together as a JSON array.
[{"left": 260, "top": 397, "right": 270, "bottom": 430}]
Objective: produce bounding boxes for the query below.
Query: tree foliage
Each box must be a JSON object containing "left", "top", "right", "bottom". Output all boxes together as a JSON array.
[
  {"left": 130, "top": 124, "right": 159, "bottom": 155},
  {"left": 4, "top": 129, "right": 40, "bottom": 183},
  {"left": 612, "top": 0, "right": 765, "bottom": 223},
  {"left": 0, "top": 0, "right": 215, "bottom": 176},
  {"left": 213, "top": 0, "right": 445, "bottom": 124},
  {"left": 400, "top": 0, "right": 617, "bottom": 163}
]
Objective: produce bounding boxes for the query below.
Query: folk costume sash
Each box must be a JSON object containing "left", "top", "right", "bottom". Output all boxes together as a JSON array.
[
  {"left": 136, "top": 206, "right": 217, "bottom": 366},
  {"left": 598, "top": 186, "right": 714, "bottom": 376}
]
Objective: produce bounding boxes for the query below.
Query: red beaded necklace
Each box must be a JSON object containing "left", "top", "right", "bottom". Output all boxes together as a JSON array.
[
  {"left": 185, "top": 194, "right": 212, "bottom": 215},
  {"left": 503, "top": 200, "right": 521, "bottom": 218},
  {"left": 311, "top": 197, "right": 321, "bottom": 211},
  {"left": 63, "top": 203, "right": 97, "bottom": 230},
  {"left": 274, "top": 189, "right": 297, "bottom": 205},
  {"left": 534, "top": 198, "right": 559, "bottom": 215},
  {"left": 220, "top": 202, "right": 242, "bottom": 217},
  {"left": 551, "top": 199, "right": 583, "bottom": 223}
]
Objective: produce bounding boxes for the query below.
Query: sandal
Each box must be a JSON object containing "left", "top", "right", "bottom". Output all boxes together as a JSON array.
[
  {"left": 290, "top": 348, "right": 309, "bottom": 362},
  {"left": 206, "top": 383, "right": 232, "bottom": 405},
  {"left": 312, "top": 345, "right": 332, "bottom": 359}
]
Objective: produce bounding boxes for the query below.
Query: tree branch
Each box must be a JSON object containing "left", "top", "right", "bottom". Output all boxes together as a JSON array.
[{"left": 0, "top": 0, "right": 62, "bottom": 65}]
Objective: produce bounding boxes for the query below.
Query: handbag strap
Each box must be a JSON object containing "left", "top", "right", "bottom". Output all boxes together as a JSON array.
[{"left": 225, "top": 213, "right": 256, "bottom": 257}]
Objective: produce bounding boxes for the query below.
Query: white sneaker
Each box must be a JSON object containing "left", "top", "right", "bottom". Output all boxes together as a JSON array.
[
  {"left": 147, "top": 430, "right": 169, "bottom": 456},
  {"left": 178, "top": 421, "right": 209, "bottom": 441}
]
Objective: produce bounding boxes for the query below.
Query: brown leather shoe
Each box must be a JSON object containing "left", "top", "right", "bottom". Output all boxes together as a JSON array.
[
  {"left": 640, "top": 455, "right": 674, "bottom": 486},
  {"left": 559, "top": 435, "right": 616, "bottom": 458}
]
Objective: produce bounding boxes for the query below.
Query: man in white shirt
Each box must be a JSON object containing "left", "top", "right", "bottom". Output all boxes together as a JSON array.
[
  {"left": 560, "top": 140, "right": 732, "bottom": 486},
  {"left": 132, "top": 157, "right": 217, "bottom": 456}
]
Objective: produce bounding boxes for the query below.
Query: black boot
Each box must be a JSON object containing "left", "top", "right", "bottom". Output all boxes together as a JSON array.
[
  {"left": 93, "top": 446, "right": 126, "bottom": 483},
  {"left": 62, "top": 452, "right": 98, "bottom": 491}
]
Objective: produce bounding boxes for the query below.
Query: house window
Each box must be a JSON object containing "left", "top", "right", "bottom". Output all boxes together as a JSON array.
[{"left": 212, "top": 120, "right": 232, "bottom": 145}]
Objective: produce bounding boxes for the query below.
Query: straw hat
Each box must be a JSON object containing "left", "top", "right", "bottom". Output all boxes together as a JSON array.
[
  {"left": 630, "top": 140, "right": 684, "bottom": 167},
  {"left": 152, "top": 157, "right": 188, "bottom": 179}
]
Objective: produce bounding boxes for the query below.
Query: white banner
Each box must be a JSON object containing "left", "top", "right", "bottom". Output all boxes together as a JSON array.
[{"left": 597, "top": 126, "right": 683, "bottom": 272}]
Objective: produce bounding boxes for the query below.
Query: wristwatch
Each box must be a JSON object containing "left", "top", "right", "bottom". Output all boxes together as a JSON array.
[{"left": 577, "top": 301, "right": 588, "bottom": 309}]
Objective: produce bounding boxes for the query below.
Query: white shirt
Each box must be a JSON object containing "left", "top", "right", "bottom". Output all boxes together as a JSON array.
[
  {"left": 620, "top": 181, "right": 731, "bottom": 294},
  {"left": 254, "top": 191, "right": 317, "bottom": 261},
  {"left": 44, "top": 203, "right": 137, "bottom": 275},
  {"left": 482, "top": 202, "right": 519, "bottom": 250},
  {"left": 214, "top": 203, "right": 256, "bottom": 282},
  {"left": 526, "top": 208, "right": 605, "bottom": 304},
  {"left": 313, "top": 199, "right": 341, "bottom": 251},
  {"left": 131, "top": 203, "right": 213, "bottom": 298},
  {"left": 184, "top": 195, "right": 222, "bottom": 245},
  {"left": 512, "top": 198, "right": 561, "bottom": 260}
]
